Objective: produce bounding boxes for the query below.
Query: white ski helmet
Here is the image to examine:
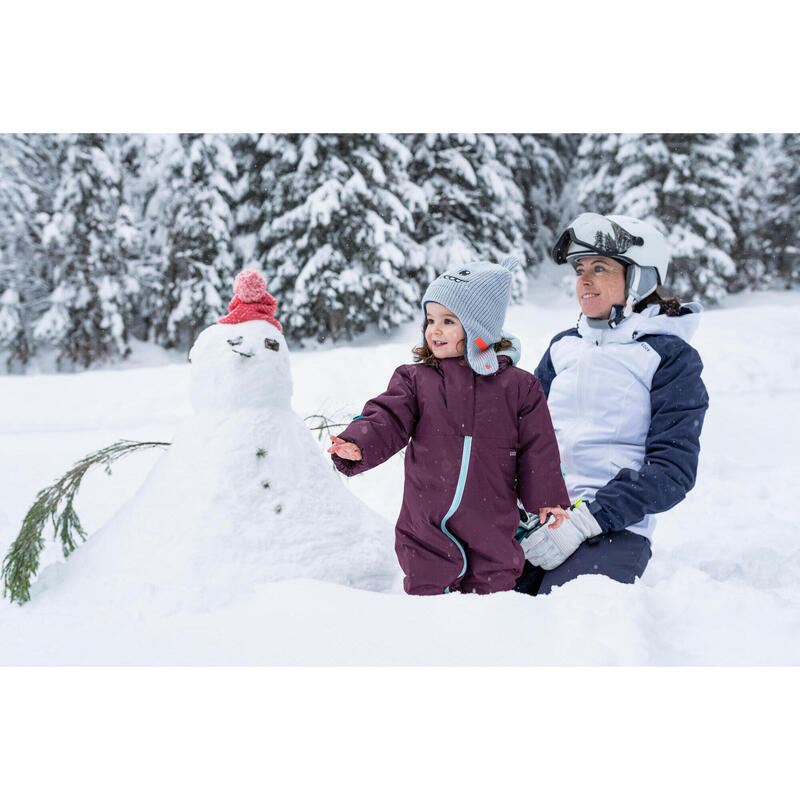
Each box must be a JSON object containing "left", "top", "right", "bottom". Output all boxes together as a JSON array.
[{"left": 553, "top": 213, "right": 670, "bottom": 318}]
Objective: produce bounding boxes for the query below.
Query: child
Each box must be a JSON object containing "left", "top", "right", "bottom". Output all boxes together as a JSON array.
[{"left": 328, "top": 257, "right": 570, "bottom": 595}]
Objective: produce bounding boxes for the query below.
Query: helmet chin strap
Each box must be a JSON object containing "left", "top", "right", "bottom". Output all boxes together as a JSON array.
[{"left": 607, "top": 303, "right": 629, "bottom": 328}]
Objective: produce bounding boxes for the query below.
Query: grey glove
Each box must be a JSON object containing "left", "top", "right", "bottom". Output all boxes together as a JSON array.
[{"left": 520, "top": 501, "right": 602, "bottom": 570}]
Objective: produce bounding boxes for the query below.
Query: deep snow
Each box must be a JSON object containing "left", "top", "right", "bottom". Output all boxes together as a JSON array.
[{"left": 1, "top": 282, "right": 799, "bottom": 665}]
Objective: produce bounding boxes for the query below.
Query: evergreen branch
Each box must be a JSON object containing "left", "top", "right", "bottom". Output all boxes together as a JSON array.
[{"left": 1, "top": 439, "right": 170, "bottom": 606}]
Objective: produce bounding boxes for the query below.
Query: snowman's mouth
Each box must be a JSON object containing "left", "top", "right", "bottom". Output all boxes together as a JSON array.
[{"left": 231, "top": 349, "right": 254, "bottom": 358}]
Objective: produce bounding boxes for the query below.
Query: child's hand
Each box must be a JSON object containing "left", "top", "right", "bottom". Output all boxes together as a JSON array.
[
  {"left": 539, "top": 506, "right": 570, "bottom": 530},
  {"left": 327, "top": 435, "right": 363, "bottom": 461}
]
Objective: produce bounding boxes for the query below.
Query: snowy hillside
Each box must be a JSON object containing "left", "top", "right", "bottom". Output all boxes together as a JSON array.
[{"left": 1, "top": 286, "right": 799, "bottom": 665}]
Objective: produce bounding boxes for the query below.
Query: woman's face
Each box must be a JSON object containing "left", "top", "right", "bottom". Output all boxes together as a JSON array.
[{"left": 573, "top": 256, "right": 627, "bottom": 319}]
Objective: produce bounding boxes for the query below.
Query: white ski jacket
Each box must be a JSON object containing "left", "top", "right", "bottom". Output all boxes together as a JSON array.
[{"left": 535, "top": 303, "right": 709, "bottom": 540}]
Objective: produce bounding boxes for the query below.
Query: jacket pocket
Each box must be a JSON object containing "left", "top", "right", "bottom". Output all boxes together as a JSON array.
[{"left": 496, "top": 445, "right": 520, "bottom": 490}]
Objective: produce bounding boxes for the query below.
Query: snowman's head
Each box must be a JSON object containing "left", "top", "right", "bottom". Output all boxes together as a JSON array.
[
  {"left": 188, "top": 270, "right": 292, "bottom": 412},
  {"left": 189, "top": 320, "right": 292, "bottom": 412}
]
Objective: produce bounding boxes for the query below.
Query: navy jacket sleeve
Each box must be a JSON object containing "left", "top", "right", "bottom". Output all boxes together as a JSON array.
[
  {"left": 589, "top": 336, "right": 710, "bottom": 533},
  {"left": 534, "top": 329, "right": 579, "bottom": 399},
  {"left": 330, "top": 365, "right": 419, "bottom": 477}
]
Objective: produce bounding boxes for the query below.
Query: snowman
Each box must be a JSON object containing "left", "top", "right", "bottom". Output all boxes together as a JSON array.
[{"left": 31, "top": 270, "right": 401, "bottom": 612}]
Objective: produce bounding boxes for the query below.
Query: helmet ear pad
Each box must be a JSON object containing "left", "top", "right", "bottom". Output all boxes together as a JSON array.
[{"left": 625, "top": 264, "right": 660, "bottom": 306}]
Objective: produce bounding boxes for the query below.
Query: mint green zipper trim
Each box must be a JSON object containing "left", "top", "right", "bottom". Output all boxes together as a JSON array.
[{"left": 440, "top": 435, "right": 471, "bottom": 582}]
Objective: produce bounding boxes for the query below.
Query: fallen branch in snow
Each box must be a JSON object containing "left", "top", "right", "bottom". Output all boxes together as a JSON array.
[{"left": 1, "top": 439, "right": 170, "bottom": 605}]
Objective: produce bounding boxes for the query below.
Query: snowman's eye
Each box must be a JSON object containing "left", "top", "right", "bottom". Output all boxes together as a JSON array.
[
  {"left": 458, "top": 269, "right": 471, "bottom": 276},
  {"left": 264, "top": 338, "right": 280, "bottom": 351},
  {"left": 227, "top": 336, "right": 243, "bottom": 346}
]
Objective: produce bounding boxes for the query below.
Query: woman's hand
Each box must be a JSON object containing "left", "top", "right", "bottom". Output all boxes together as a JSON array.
[
  {"left": 523, "top": 502, "right": 602, "bottom": 570},
  {"left": 328, "top": 435, "right": 362, "bottom": 461},
  {"left": 539, "top": 506, "right": 570, "bottom": 530}
]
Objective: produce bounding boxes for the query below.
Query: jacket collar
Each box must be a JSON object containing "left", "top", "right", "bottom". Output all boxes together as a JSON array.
[{"left": 578, "top": 303, "right": 703, "bottom": 346}]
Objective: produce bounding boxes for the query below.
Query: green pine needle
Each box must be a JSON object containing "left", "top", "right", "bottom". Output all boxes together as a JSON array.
[{"left": 1, "top": 439, "right": 170, "bottom": 606}]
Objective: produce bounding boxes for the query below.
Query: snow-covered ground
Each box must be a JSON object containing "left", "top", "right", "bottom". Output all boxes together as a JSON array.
[{"left": 2, "top": 282, "right": 799, "bottom": 665}]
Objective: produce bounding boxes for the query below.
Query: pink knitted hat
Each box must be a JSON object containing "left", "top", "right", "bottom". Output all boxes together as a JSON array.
[{"left": 218, "top": 270, "right": 282, "bottom": 331}]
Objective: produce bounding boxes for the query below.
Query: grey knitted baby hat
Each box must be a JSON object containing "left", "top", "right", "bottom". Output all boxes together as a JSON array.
[{"left": 421, "top": 255, "right": 519, "bottom": 375}]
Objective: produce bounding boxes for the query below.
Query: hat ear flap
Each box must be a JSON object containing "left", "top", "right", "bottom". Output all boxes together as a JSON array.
[
  {"left": 500, "top": 255, "right": 519, "bottom": 272},
  {"left": 466, "top": 341, "right": 500, "bottom": 375}
]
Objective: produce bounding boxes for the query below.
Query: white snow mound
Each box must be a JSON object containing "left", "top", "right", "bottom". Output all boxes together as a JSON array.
[{"left": 30, "top": 319, "right": 401, "bottom": 613}]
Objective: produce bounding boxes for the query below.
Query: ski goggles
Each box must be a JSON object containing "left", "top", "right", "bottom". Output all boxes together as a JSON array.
[{"left": 552, "top": 213, "right": 644, "bottom": 265}]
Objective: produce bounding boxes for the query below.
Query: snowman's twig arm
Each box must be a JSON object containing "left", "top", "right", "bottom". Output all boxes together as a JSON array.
[{"left": 304, "top": 415, "right": 348, "bottom": 433}]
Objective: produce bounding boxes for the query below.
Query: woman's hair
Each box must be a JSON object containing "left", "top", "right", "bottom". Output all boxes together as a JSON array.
[
  {"left": 412, "top": 331, "right": 514, "bottom": 368},
  {"left": 633, "top": 290, "right": 683, "bottom": 317}
]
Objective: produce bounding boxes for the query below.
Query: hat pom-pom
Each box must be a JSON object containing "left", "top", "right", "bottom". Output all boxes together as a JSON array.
[
  {"left": 500, "top": 255, "right": 520, "bottom": 272},
  {"left": 234, "top": 269, "right": 268, "bottom": 303}
]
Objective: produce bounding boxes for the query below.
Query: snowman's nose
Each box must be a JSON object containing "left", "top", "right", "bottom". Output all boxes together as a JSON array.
[{"left": 227, "top": 336, "right": 243, "bottom": 346}]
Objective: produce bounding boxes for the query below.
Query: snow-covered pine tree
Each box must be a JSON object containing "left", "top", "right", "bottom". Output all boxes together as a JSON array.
[
  {"left": 0, "top": 286, "right": 27, "bottom": 370},
  {"left": 230, "top": 133, "right": 283, "bottom": 274},
  {"left": 729, "top": 133, "right": 760, "bottom": 172},
  {"left": 115, "top": 133, "right": 161, "bottom": 343},
  {"left": 0, "top": 134, "right": 65, "bottom": 369},
  {"left": 763, "top": 133, "right": 800, "bottom": 288},
  {"left": 578, "top": 133, "right": 738, "bottom": 302},
  {"left": 575, "top": 133, "right": 623, "bottom": 216},
  {"left": 0, "top": 140, "right": 26, "bottom": 367},
  {"left": 32, "top": 134, "right": 140, "bottom": 368},
  {"left": 141, "top": 134, "right": 237, "bottom": 350},
  {"left": 652, "top": 134, "right": 738, "bottom": 301},
  {"left": 260, "top": 134, "right": 427, "bottom": 341},
  {"left": 726, "top": 134, "right": 780, "bottom": 291},
  {"left": 405, "top": 134, "right": 527, "bottom": 301},
  {"left": 508, "top": 134, "right": 578, "bottom": 266}
]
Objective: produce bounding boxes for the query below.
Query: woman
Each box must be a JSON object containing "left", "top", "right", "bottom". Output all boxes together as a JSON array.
[{"left": 516, "top": 212, "right": 709, "bottom": 595}]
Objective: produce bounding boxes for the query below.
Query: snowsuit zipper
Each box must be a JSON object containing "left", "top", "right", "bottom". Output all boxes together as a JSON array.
[{"left": 440, "top": 435, "right": 471, "bottom": 590}]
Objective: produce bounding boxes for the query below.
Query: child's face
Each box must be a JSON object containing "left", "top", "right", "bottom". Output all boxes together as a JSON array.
[{"left": 424, "top": 303, "right": 465, "bottom": 359}]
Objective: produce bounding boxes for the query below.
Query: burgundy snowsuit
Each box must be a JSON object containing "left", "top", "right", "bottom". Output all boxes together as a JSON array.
[{"left": 331, "top": 355, "right": 569, "bottom": 595}]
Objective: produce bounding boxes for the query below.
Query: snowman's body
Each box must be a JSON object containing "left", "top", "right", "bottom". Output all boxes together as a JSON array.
[{"left": 32, "top": 318, "right": 401, "bottom": 611}]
